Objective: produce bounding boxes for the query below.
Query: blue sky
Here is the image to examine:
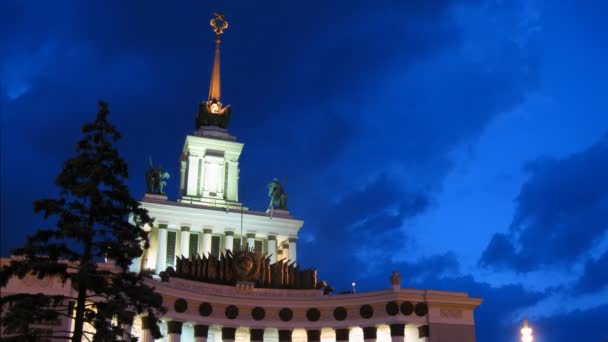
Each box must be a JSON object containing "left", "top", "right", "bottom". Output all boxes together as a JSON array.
[{"left": 1, "top": 1, "right": 607, "bottom": 341}]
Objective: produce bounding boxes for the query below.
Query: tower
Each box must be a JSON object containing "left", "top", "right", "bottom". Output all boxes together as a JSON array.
[
  {"left": 137, "top": 13, "right": 303, "bottom": 275},
  {"left": 179, "top": 13, "right": 243, "bottom": 210}
]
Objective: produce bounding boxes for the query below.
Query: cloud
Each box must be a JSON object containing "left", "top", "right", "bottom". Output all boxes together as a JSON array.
[
  {"left": 534, "top": 304, "right": 608, "bottom": 342},
  {"left": 480, "top": 135, "right": 608, "bottom": 272},
  {"left": 298, "top": 174, "right": 430, "bottom": 287},
  {"left": 397, "top": 252, "right": 461, "bottom": 283},
  {"left": 573, "top": 250, "right": 608, "bottom": 295}
]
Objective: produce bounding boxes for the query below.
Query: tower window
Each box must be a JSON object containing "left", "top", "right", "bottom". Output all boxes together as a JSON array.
[
  {"left": 166, "top": 231, "right": 177, "bottom": 267},
  {"left": 254, "top": 240, "right": 263, "bottom": 254},
  {"left": 189, "top": 233, "right": 199, "bottom": 257},
  {"left": 211, "top": 235, "right": 221, "bottom": 258}
]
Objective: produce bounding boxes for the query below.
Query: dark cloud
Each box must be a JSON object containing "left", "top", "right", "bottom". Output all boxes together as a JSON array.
[
  {"left": 480, "top": 135, "right": 608, "bottom": 272},
  {"left": 298, "top": 175, "right": 429, "bottom": 288},
  {"left": 534, "top": 304, "right": 608, "bottom": 342},
  {"left": 573, "top": 250, "right": 608, "bottom": 295},
  {"left": 397, "top": 252, "right": 461, "bottom": 283}
]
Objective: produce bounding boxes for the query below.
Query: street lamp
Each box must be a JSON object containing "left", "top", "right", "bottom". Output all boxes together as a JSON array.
[{"left": 521, "top": 319, "right": 533, "bottom": 342}]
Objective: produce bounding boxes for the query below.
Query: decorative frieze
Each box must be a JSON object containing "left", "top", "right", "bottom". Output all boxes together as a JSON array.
[{"left": 440, "top": 308, "right": 463, "bottom": 319}]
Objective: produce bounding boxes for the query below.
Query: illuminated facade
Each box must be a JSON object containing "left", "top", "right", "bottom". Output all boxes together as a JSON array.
[{"left": 1, "top": 13, "right": 482, "bottom": 342}]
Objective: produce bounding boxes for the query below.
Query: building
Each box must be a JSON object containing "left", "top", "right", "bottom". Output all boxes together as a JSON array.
[{"left": 1, "top": 13, "right": 482, "bottom": 342}]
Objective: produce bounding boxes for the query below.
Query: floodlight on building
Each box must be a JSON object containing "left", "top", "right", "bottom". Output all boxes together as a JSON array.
[{"left": 521, "top": 319, "right": 533, "bottom": 342}]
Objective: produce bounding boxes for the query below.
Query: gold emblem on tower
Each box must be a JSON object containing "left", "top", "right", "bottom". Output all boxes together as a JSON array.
[{"left": 210, "top": 12, "right": 229, "bottom": 36}]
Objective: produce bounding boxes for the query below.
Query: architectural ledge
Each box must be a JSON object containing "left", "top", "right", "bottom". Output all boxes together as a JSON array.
[
  {"left": 266, "top": 208, "right": 293, "bottom": 219},
  {"left": 193, "top": 125, "right": 237, "bottom": 142},
  {"left": 141, "top": 196, "right": 302, "bottom": 221},
  {"left": 143, "top": 193, "right": 168, "bottom": 201}
]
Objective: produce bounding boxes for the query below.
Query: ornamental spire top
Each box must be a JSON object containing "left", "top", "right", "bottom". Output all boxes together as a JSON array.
[
  {"left": 208, "top": 12, "right": 228, "bottom": 104},
  {"left": 196, "top": 12, "right": 232, "bottom": 129}
]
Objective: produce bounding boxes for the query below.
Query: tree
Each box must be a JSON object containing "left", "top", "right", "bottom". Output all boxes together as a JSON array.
[{"left": 1, "top": 101, "right": 165, "bottom": 341}]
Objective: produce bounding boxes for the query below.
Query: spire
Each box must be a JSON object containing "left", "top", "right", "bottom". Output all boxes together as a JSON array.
[
  {"left": 208, "top": 12, "right": 228, "bottom": 107},
  {"left": 196, "top": 13, "right": 232, "bottom": 129}
]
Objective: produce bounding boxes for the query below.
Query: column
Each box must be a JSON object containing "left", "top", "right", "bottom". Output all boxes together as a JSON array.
[
  {"left": 389, "top": 324, "right": 405, "bottom": 342},
  {"left": 180, "top": 226, "right": 190, "bottom": 258},
  {"left": 167, "top": 321, "right": 183, "bottom": 342},
  {"left": 222, "top": 327, "right": 237, "bottom": 342},
  {"left": 282, "top": 242, "right": 290, "bottom": 261},
  {"left": 267, "top": 235, "right": 277, "bottom": 263},
  {"left": 224, "top": 231, "right": 234, "bottom": 252},
  {"left": 307, "top": 330, "right": 321, "bottom": 342},
  {"left": 335, "top": 328, "right": 350, "bottom": 342},
  {"left": 250, "top": 328, "right": 265, "bottom": 342},
  {"left": 139, "top": 316, "right": 154, "bottom": 342},
  {"left": 225, "top": 160, "right": 240, "bottom": 202},
  {"left": 246, "top": 233, "right": 256, "bottom": 251},
  {"left": 288, "top": 237, "right": 297, "bottom": 263},
  {"left": 129, "top": 239, "right": 145, "bottom": 273},
  {"left": 194, "top": 324, "right": 209, "bottom": 342},
  {"left": 278, "top": 329, "right": 292, "bottom": 342},
  {"left": 179, "top": 160, "right": 187, "bottom": 196},
  {"left": 363, "top": 327, "right": 377, "bottom": 342},
  {"left": 156, "top": 224, "right": 168, "bottom": 273},
  {"left": 186, "top": 154, "right": 200, "bottom": 196},
  {"left": 418, "top": 325, "right": 430, "bottom": 342},
  {"left": 202, "top": 229, "right": 212, "bottom": 256}
]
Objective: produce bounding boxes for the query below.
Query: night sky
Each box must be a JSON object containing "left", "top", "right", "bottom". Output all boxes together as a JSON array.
[{"left": 1, "top": 1, "right": 608, "bottom": 341}]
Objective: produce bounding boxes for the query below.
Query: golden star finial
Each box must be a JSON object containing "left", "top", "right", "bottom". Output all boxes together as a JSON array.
[{"left": 210, "top": 12, "right": 229, "bottom": 35}]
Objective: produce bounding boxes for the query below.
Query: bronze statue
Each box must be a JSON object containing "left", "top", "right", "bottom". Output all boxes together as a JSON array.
[
  {"left": 267, "top": 178, "right": 288, "bottom": 210},
  {"left": 145, "top": 158, "right": 170, "bottom": 195},
  {"left": 145, "top": 158, "right": 156, "bottom": 194}
]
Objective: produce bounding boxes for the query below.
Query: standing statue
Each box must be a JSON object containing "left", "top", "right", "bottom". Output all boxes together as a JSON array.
[
  {"left": 145, "top": 158, "right": 170, "bottom": 195},
  {"left": 157, "top": 165, "right": 170, "bottom": 194},
  {"left": 267, "top": 178, "right": 288, "bottom": 210},
  {"left": 145, "top": 160, "right": 156, "bottom": 194}
]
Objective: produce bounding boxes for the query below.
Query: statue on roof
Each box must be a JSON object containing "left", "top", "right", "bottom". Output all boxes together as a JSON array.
[
  {"left": 145, "top": 158, "right": 170, "bottom": 195},
  {"left": 267, "top": 178, "right": 288, "bottom": 210}
]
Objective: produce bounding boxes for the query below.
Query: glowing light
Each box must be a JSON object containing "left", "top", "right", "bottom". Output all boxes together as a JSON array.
[
  {"left": 521, "top": 319, "right": 533, "bottom": 342},
  {"left": 210, "top": 102, "right": 219, "bottom": 113}
]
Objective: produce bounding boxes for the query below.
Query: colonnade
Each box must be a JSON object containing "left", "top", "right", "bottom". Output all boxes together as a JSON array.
[
  {"left": 137, "top": 319, "right": 430, "bottom": 342},
  {"left": 154, "top": 225, "right": 297, "bottom": 274}
]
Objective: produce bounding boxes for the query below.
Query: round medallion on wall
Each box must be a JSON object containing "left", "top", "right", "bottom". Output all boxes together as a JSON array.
[
  {"left": 306, "top": 308, "right": 321, "bottom": 322},
  {"left": 415, "top": 302, "right": 428, "bottom": 317},
  {"left": 360, "top": 304, "right": 374, "bottom": 319},
  {"left": 279, "top": 308, "right": 293, "bottom": 322},
  {"left": 333, "top": 307, "right": 347, "bottom": 321},
  {"left": 251, "top": 307, "right": 266, "bottom": 321},
  {"left": 400, "top": 301, "right": 413, "bottom": 315},
  {"left": 199, "top": 302, "right": 213, "bottom": 317},
  {"left": 385, "top": 301, "right": 399, "bottom": 316},
  {"left": 225, "top": 305, "right": 239, "bottom": 319},
  {"left": 174, "top": 298, "right": 188, "bottom": 313}
]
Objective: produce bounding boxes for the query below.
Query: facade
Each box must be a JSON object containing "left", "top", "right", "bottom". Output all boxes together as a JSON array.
[{"left": 1, "top": 13, "right": 482, "bottom": 342}]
